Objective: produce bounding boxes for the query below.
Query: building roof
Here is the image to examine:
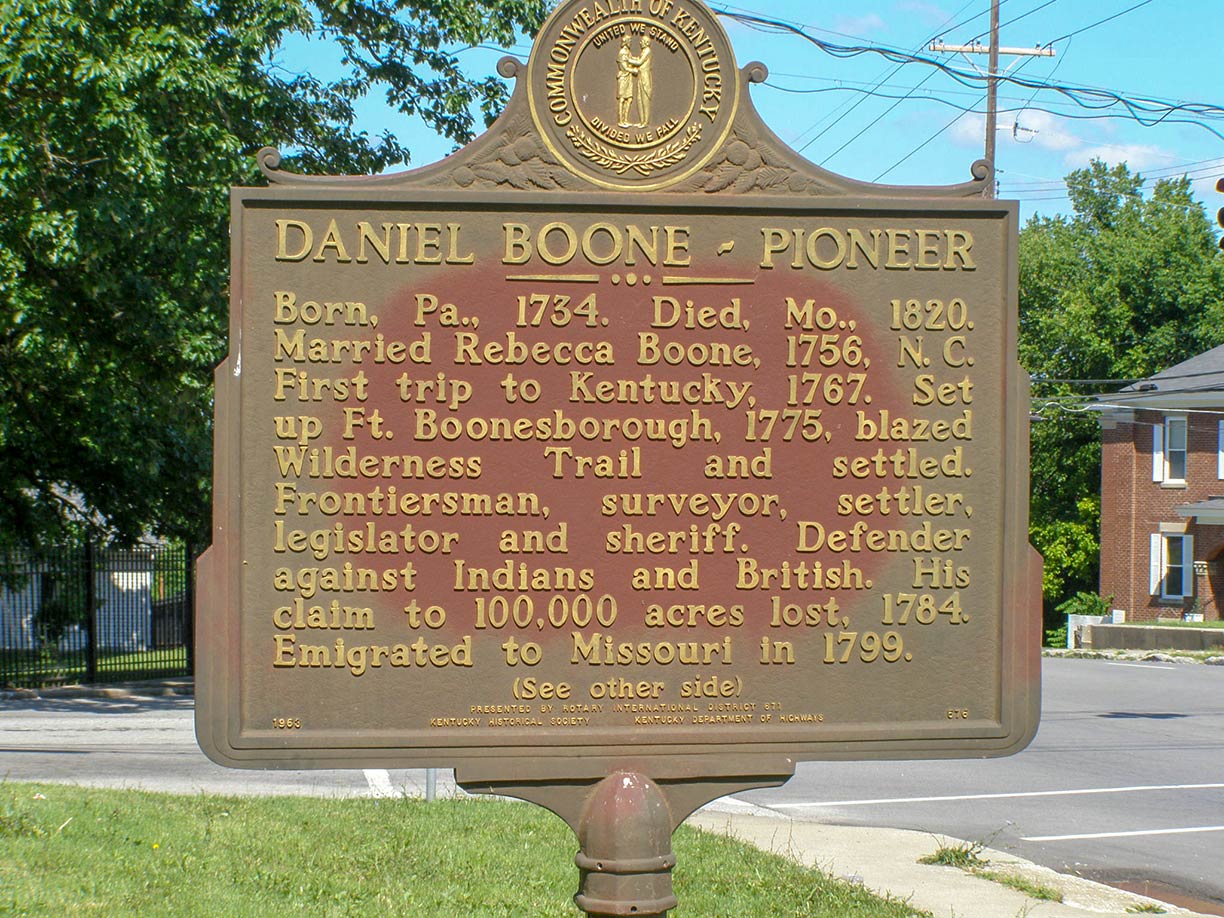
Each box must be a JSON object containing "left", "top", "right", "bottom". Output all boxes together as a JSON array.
[
  {"left": 1177, "top": 497, "right": 1224, "bottom": 525},
  {"left": 1097, "top": 343, "right": 1224, "bottom": 409}
]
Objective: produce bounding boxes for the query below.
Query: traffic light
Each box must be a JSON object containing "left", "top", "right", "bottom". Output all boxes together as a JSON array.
[{"left": 1219, "top": 177, "right": 1224, "bottom": 250}]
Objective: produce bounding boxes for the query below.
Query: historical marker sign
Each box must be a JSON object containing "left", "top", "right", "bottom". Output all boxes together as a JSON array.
[{"left": 196, "top": 0, "right": 1040, "bottom": 775}]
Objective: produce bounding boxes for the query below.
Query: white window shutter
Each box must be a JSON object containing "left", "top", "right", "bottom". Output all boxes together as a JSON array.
[
  {"left": 1217, "top": 421, "right": 1223, "bottom": 479},
  {"left": 1184, "top": 535, "right": 1196, "bottom": 598},
  {"left": 1150, "top": 534, "right": 1163, "bottom": 595},
  {"left": 1152, "top": 423, "right": 1165, "bottom": 482}
]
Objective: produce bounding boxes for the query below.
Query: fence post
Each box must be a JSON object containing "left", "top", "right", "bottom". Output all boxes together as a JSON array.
[
  {"left": 84, "top": 541, "right": 98, "bottom": 684},
  {"left": 185, "top": 542, "right": 195, "bottom": 676}
]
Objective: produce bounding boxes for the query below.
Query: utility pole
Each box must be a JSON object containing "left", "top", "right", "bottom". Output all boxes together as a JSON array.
[
  {"left": 986, "top": 0, "right": 1001, "bottom": 178},
  {"left": 930, "top": 0, "right": 1054, "bottom": 198}
]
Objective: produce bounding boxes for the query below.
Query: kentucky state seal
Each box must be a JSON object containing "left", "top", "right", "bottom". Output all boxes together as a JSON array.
[{"left": 527, "top": 0, "right": 740, "bottom": 191}]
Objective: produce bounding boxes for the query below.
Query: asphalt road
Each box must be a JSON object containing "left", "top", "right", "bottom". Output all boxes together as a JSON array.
[
  {"left": 740, "top": 656, "right": 1224, "bottom": 910},
  {"left": 2, "top": 657, "right": 1223, "bottom": 908},
  {"left": 0, "top": 692, "right": 453, "bottom": 799}
]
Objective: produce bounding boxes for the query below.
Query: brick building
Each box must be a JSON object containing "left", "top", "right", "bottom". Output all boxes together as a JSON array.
[{"left": 1098, "top": 345, "right": 1224, "bottom": 622}]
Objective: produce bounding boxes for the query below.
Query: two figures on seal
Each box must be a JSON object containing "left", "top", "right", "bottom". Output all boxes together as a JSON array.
[{"left": 616, "top": 34, "right": 654, "bottom": 128}]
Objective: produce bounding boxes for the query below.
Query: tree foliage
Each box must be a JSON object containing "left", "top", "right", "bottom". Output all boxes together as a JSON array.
[
  {"left": 1019, "top": 161, "right": 1224, "bottom": 607},
  {"left": 0, "top": 0, "right": 546, "bottom": 548}
]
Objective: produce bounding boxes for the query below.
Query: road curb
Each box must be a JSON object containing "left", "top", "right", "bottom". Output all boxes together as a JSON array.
[
  {"left": 692, "top": 805, "right": 1211, "bottom": 917},
  {"left": 1043, "top": 647, "right": 1224, "bottom": 664},
  {"left": 1, "top": 679, "right": 194, "bottom": 702}
]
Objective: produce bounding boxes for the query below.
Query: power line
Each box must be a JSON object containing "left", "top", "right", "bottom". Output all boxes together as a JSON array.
[
  {"left": 1033, "top": 367, "right": 1224, "bottom": 387},
  {"left": 715, "top": 9, "right": 1224, "bottom": 142},
  {"left": 990, "top": 0, "right": 1168, "bottom": 187},
  {"left": 720, "top": 0, "right": 982, "bottom": 155},
  {"left": 1002, "top": 172, "right": 1224, "bottom": 203},
  {"left": 812, "top": 0, "right": 1017, "bottom": 159},
  {"left": 765, "top": 70, "right": 1111, "bottom": 112},
  {"left": 1031, "top": 402, "right": 1224, "bottom": 425},
  {"left": 712, "top": 3, "right": 1221, "bottom": 195},
  {"left": 1004, "top": 157, "right": 1224, "bottom": 186},
  {"left": 965, "top": 0, "right": 1060, "bottom": 45},
  {"left": 1002, "top": 163, "right": 1224, "bottom": 194},
  {"left": 874, "top": 105, "right": 978, "bottom": 182},
  {"left": 712, "top": 1, "right": 922, "bottom": 53},
  {"left": 819, "top": 68, "right": 943, "bottom": 167},
  {"left": 1007, "top": 192, "right": 1222, "bottom": 208},
  {"left": 764, "top": 80, "right": 1224, "bottom": 132},
  {"left": 732, "top": 1, "right": 987, "bottom": 152},
  {"left": 1012, "top": 193, "right": 1076, "bottom": 202},
  {"left": 1046, "top": 0, "right": 1159, "bottom": 45},
  {"left": 764, "top": 68, "right": 1219, "bottom": 127},
  {"left": 929, "top": 0, "right": 1058, "bottom": 185},
  {"left": 1011, "top": 30, "right": 1071, "bottom": 139},
  {"left": 757, "top": 80, "right": 1224, "bottom": 193},
  {"left": 852, "top": 58, "right": 1217, "bottom": 121},
  {"left": 875, "top": 45, "right": 1050, "bottom": 183},
  {"left": 976, "top": 0, "right": 1164, "bottom": 173},
  {"left": 766, "top": 80, "right": 1224, "bottom": 146},
  {"left": 991, "top": 65, "right": 1208, "bottom": 114}
]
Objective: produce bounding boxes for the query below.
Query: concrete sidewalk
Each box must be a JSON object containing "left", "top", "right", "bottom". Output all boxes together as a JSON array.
[
  {"left": 6, "top": 678, "right": 1213, "bottom": 916},
  {"left": 694, "top": 800, "right": 1208, "bottom": 918},
  {"left": 0, "top": 678, "right": 194, "bottom": 701}
]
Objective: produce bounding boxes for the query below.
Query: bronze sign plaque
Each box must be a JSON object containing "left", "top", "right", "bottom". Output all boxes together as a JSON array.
[{"left": 196, "top": 0, "right": 1040, "bottom": 773}]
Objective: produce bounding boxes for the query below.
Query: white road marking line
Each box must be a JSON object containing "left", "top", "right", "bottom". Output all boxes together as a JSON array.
[
  {"left": 773, "top": 782, "right": 1224, "bottom": 809},
  {"left": 1023, "top": 825, "right": 1224, "bottom": 842},
  {"left": 714, "top": 796, "right": 759, "bottom": 810},
  {"left": 1105, "top": 662, "right": 1178, "bottom": 670},
  {"left": 363, "top": 769, "right": 397, "bottom": 798}
]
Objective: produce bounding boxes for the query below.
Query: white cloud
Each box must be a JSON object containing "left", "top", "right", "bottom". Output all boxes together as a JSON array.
[
  {"left": 1009, "top": 110, "right": 1083, "bottom": 152},
  {"left": 917, "top": 103, "right": 1200, "bottom": 204},
  {"left": 895, "top": 0, "right": 952, "bottom": 26},
  {"left": 1192, "top": 175, "right": 1222, "bottom": 204},
  {"left": 948, "top": 113, "right": 986, "bottom": 147},
  {"left": 835, "top": 13, "right": 887, "bottom": 35},
  {"left": 947, "top": 109, "right": 1179, "bottom": 174},
  {"left": 1066, "top": 143, "right": 1175, "bottom": 173},
  {"left": 954, "top": 109, "right": 1087, "bottom": 152}
]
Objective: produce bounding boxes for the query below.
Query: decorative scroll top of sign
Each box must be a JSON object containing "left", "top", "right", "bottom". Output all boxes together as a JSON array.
[{"left": 258, "top": 0, "right": 991, "bottom": 197}]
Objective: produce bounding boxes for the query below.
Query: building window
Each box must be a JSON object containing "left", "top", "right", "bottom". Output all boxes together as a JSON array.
[
  {"left": 1165, "top": 417, "right": 1187, "bottom": 481},
  {"left": 1153, "top": 415, "right": 1188, "bottom": 484},
  {"left": 1217, "top": 421, "right": 1223, "bottom": 479},
  {"left": 1150, "top": 533, "right": 1194, "bottom": 600}
]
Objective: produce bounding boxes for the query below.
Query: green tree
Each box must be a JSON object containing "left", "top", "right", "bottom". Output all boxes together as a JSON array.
[
  {"left": 1020, "top": 161, "right": 1224, "bottom": 611},
  {"left": 0, "top": 0, "right": 546, "bottom": 549}
]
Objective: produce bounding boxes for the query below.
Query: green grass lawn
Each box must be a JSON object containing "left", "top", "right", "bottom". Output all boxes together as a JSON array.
[
  {"left": 2, "top": 648, "right": 187, "bottom": 688},
  {"left": 0, "top": 783, "right": 928, "bottom": 917},
  {"left": 1151, "top": 619, "right": 1224, "bottom": 629}
]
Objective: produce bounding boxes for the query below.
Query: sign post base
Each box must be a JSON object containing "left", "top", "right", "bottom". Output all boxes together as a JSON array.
[{"left": 457, "top": 758, "right": 794, "bottom": 917}]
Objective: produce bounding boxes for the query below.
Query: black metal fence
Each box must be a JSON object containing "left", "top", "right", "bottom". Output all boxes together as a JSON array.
[{"left": 0, "top": 543, "right": 194, "bottom": 689}]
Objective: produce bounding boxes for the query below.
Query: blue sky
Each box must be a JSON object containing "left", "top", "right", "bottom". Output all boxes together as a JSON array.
[{"left": 279, "top": 0, "right": 1223, "bottom": 224}]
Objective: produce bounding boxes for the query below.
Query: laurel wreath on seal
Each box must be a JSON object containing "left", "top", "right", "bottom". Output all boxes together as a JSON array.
[{"left": 564, "top": 122, "right": 703, "bottom": 177}]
